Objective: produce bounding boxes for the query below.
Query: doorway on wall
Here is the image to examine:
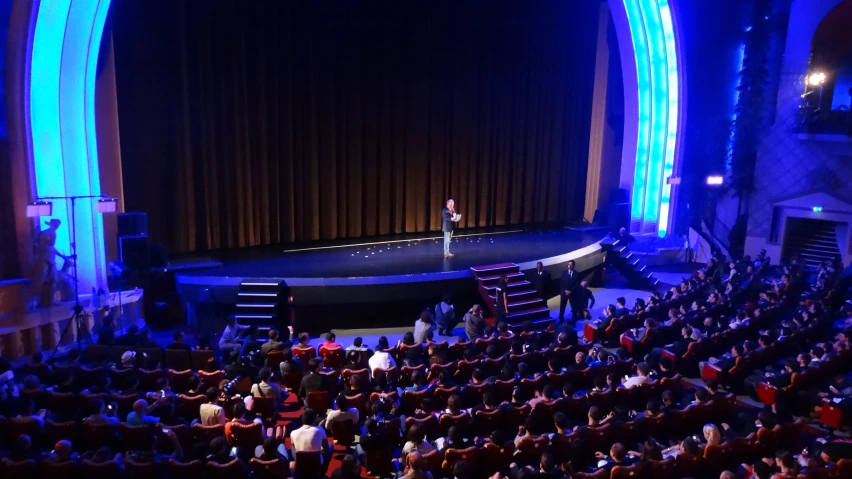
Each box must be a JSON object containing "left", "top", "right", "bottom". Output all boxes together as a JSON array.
[{"left": 782, "top": 217, "right": 842, "bottom": 267}]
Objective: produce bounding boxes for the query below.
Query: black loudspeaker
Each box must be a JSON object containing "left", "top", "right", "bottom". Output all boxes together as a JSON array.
[
  {"left": 120, "top": 235, "right": 151, "bottom": 270},
  {"left": 607, "top": 202, "right": 630, "bottom": 231},
  {"left": 592, "top": 208, "right": 607, "bottom": 226},
  {"left": 117, "top": 212, "right": 148, "bottom": 237},
  {"left": 610, "top": 188, "right": 629, "bottom": 204}
]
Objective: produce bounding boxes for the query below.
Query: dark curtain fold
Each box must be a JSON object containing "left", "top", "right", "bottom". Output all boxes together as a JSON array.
[
  {"left": 112, "top": 0, "right": 598, "bottom": 254},
  {"left": 0, "top": 140, "right": 18, "bottom": 278}
]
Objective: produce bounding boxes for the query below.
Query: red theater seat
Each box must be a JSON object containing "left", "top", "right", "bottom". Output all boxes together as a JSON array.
[
  {"left": 249, "top": 458, "right": 288, "bottom": 479},
  {"left": 167, "top": 459, "right": 203, "bottom": 478},
  {"left": 206, "top": 458, "right": 246, "bottom": 479},
  {"left": 306, "top": 390, "right": 330, "bottom": 413}
]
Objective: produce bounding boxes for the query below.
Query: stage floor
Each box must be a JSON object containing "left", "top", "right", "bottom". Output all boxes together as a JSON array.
[{"left": 178, "top": 227, "right": 604, "bottom": 278}]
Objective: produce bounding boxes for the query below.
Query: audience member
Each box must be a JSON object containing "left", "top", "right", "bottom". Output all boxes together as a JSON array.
[
  {"left": 368, "top": 340, "right": 397, "bottom": 372},
  {"left": 623, "top": 362, "right": 651, "bottom": 389},
  {"left": 218, "top": 316, "right": 248, "bottom": 358},
  {"left": 126, "top": 399, "right": 159, "bottom": 426},
  {"left": 345, "top": 337, "right": 369, "bottom": 353},
  {"left": 322, "top": 332, "right": 342, "bottom": 349},
  {"left": 299, "top": 358, "right": 326, "bottom": 399},
  {"left": 166, "top": 331, "right": 192, "bottom": 351},
  {"left": 199, "top": 386, "right": 226, "bottom": 426},
  {"left": 290, "top": 408, "right": 332, "bottom": 467}
]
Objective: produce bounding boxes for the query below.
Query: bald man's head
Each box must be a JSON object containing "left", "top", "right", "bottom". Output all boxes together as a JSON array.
[
  {"left": 407, "top": 452, "right": 424, "bottom": 470},
  {"left": 54, "top": 440, "right": 73, "bottom": 459},
  {"left": 132, "top": 399, "right": 148, "bottom": 415}
]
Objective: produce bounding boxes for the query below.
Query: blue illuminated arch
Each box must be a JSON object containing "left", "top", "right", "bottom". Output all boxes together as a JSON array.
[
  {"left": 621, "top": 0, "right": 681, "bottom": 237},
  {"left": 29, "top": 0, "right": 113, "bottom": 292}
]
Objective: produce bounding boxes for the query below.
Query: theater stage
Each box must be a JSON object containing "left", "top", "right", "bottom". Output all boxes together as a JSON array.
[{"left": 174, "top": 227, "right": 608, "bottom": 333}]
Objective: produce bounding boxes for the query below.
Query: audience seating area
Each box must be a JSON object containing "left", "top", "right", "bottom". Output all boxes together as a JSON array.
[{"left": 1, "top": 250, "right": 852, "bottom": 479}]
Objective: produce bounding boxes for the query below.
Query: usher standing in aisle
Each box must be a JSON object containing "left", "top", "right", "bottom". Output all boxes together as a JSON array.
[
  {"left": 495, "top": 275, "right": 509, "bottom": 325},
  {"left": 558, "top": 260, "right": 581, "bottom": 324}
]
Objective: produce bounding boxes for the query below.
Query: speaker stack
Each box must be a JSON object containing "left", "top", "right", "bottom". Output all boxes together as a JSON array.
[
  {"left": 114, "top": 212, "right": 183, "bottom": 327},
  {"left": 117, "top": 212, "right": 150, "bottom": 271},
  {"left": 607, "top": 188, "right": 630, "bottom": 231}
]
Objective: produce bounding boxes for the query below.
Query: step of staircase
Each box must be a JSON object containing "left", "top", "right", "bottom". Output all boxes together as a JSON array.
[
  {"left": 234, "top": 313, "right": 276, "bottom": 320},
  {"left": 470, "top": 263, "right": 520, "bottom": 278},
  {"left": 483, "top": 281, "right": 533, "bottom": 294},
  {"left": 788, "top": 237, "right": 837, "bottom": 247},
  {"left": 477, "top": 272, "right": 526, "bottom": 287},
  {"left": 506, "top": 298, "right": 547, "bottom": 313},
  {"left": 786, "top": 243, "right": 841, "bottom": 253},
  {"left": 488, "top": 290, "right": 539, "bottom": 302},
  {"left": 506, "top": 307, "right": 553, "bottom": 323},
  {"left": 238, "top": 292, "right": 279, "bottom": 298}
]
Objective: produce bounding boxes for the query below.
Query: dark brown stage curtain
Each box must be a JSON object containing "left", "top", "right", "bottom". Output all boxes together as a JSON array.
[
  {"left": 112, "top": 0, "right": 599, "bottom": 254},
  {"left": 0, "top": 139, "right": 19, "bottom": 279}
]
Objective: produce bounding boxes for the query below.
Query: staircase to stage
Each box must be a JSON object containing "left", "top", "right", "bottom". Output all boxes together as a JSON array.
[
  {"left": 600, "top": 237, "right": 660, "bottom": 289},
  {"left": 470, "top": 263, "right": 552, "bottom": 328},
  {"left": 782, "top": 218, "right": 841, "bottom": 268},
  {"left": 234, "top": 279, "right": 289, "bottom": 333}
]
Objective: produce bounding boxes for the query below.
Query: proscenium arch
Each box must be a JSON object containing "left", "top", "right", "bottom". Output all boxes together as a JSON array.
[{"left": 21, "top": 0, "right": 682, "bottom": 291}]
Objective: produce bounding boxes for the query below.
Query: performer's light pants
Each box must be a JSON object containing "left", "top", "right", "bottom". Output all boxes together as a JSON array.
[{"left": 443, "top": 231, "right": 453, "bottom": 254}]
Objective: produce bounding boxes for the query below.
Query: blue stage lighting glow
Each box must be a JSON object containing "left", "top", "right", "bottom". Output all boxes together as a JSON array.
[
  {"left": 623, "top": 0, "right": 652, "bottom": 225},
  {"left": 656, "top": 0, "right": 679, "bottom": 238},
  {"left": 622, "top": 0, "right": 679, "bottom": 237},
  {"left": 31, "top": 0, "right": 72, "bottom": 258},
  {"left": 637, "top": 0, "right": 666, "bottom": 234},
  {"left": 726, "top": 43, "right": 745, "bottom": 172},
  {"left": 30, "top": 0, "right": 112, "bottom": 292}
]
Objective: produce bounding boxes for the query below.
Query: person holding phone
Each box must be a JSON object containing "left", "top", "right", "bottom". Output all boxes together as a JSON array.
[
  {"left": 125, "top": 427, "right": 184, "bottom": 464},
  {"left": 205, "top": 437, "right": 234, "bottom": 465},
  {"left": 83, "top": 398, "right": 120, "bottom": 425},
  {"left": 126, "top": 399, "right": 160, "bottom": 426},
  {"left": 622, "top": 362, "right": 651, "bottom": 389}
]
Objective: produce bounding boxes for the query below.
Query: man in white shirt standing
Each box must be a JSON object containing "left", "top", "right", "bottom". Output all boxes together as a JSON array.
[
  {"left": 623, "top": 362, "right": 651, "bottom": 389},
  {"left": 291, "top": 408, "right": 332, "bottom": 471},
  {"left": 368, "top": 342, "right": 397, "bottom": 373},
  {"left": 219, "top": 315, "right": 249, "bottom": 357}
]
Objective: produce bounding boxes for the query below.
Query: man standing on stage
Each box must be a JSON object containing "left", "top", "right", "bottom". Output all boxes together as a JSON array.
[
  {"left": 558, "top": 260, "right": 581, "bottom": 324},
  {"left": 441, "top": 199, "right": 461, "bottom": 258},
  {"left": 531, "top": 261, "right": 552, "bottom": 302}
]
